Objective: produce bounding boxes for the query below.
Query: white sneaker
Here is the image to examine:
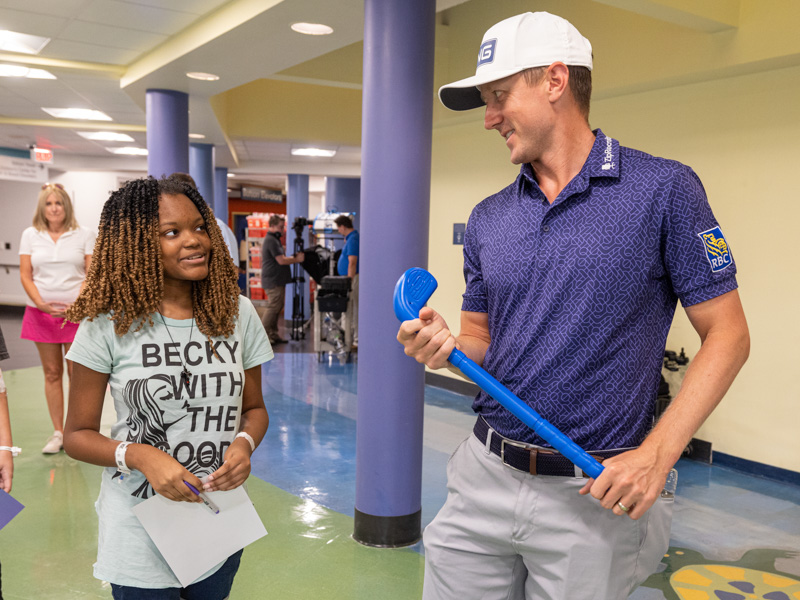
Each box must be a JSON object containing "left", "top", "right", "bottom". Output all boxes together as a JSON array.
[{"left": 42, "top": 431, "right": 63, "bottom": 454}]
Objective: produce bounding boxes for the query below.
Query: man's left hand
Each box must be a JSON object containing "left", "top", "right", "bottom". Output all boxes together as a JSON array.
[{"left": 578, "top": 446, "right": 670, "bottom": 520}]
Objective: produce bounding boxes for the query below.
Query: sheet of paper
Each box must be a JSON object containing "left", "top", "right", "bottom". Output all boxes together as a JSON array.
[
  {"left": 132, "top": 486, "right": 267, "bottom": 587},
  {"left": 0, "top": 489, "right": 24, "bottom": 531}
]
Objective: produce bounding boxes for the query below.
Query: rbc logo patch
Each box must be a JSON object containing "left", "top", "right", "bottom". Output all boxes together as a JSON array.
[
  {"left": 698, "top": 226, "right": 733, "bottom": 272},
  {"left": 477, "top": 39, "right": 496, "bottom": 67}
]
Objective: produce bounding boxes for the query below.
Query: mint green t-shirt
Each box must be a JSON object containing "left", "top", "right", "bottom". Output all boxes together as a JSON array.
[{"left": 66, "top": 295, "right": 273, "bottom": 588}]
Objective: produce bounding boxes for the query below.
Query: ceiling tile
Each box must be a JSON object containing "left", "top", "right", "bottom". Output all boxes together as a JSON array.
[
  {"left": 0, "top": 0, "right": 91, "bottom": 19},
  {"left": 59, "top": 20, "right": 168, "bottom": 52},
  {"left": 118, "top": 0, "right": 231, "bottom": 16},
  {"left": 0, "top": 7, "right": 70, "bottom": 38},
  {"left": 40, "top": 39, "right": 141, "bottom": 65},
  {"left": 0, "top": 79, "right": 87, "bottom": 108},
  {"left": 77, "top": 0, "right": 196, "bottom": 35}
]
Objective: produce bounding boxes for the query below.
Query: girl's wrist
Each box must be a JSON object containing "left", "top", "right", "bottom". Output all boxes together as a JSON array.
[
  {"left": 234, "top": 432, "right": 256, "bottom": 455},
  {"left": 123, "top": 443, "right": 152, "bottom": 471}
]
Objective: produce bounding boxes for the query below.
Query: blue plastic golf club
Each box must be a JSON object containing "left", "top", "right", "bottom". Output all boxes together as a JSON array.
[{"left": 394, "top": 267, "right": 604, "bottom": 479}]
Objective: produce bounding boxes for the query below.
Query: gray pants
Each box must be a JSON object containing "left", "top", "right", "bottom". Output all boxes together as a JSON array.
[
  {"left": 262, "top": 286, "right": 285, "bottom": 342},
  {"left": 423, "top": 433, "right": 673, "bottom": 600}
]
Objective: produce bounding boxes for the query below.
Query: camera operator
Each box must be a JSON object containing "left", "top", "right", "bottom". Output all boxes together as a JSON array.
[{"left": 261, "top": 215, "right": 303, "bottom": 344}]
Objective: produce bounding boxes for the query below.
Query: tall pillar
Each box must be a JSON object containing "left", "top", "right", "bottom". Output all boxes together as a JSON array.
[
  {"left": 189, "top": 143, "right": 215, "bottom": 210},
  {"left": 214, "top": 167, "right": 229, "bottom": 225},
  {"left": 285, "top": 175, "right": 311, "bottom": 333},
  {"left": 354, "top": 0, "right": 436, "bottom": 547},
  {"left": 325, "top": 176, "right": 361, "bottom": 231},
  {"left": 146, "top": 89, "right": 188, "bottom": 178}
]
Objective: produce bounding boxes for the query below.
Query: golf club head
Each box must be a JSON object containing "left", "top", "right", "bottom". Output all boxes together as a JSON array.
[{"left": 393, "top": 268, "right": 439, "bottom": 321}]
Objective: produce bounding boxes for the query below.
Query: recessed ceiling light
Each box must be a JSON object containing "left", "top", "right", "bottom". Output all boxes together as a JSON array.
[
  {"left": 0, "top": 64, "right": 56, "bottom": 79},
  {"left": 26, "top": 68, "right": 56, "bottom": 79},
  {"left": 77, "top": 131, "right": 134, "bottom": 142},
  {"left": 292, "top": 147, "right": 336, "bottom": 157},
  {"left": 0, "top": 30, "right": 51, "bottom": 55},
  {"left": 42, "top": 107, "right": 112, "bottom": 121},
  {"left": 290, "top": 22, "right": 334, "bottom": 35},
  {"left": 107, "top": 147, "right": 148, "bottom": 156},
  {"left": 189, "top": 133, "right": 206, "bottom": 139},
  {"left": 186, "top": 71, "right": 220, "bottom": 81},
  {"left": 227, "top": 173, "right": 235, "bottom": 177}
]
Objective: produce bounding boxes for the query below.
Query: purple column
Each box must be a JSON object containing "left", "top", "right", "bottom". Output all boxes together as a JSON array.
[
  {"left": 189, "top": 143, "right": 215, "bottom": 210},
  {"left": 325, "top": 176, "right": 361, "bottom": 231},
  {"left": 214, "top": 167, "right": 229, "bottom": 225},
  {"left": 354, "top": 0, "right": 435, "bottom": 547},
  {"left": 146, "top": 89, "right": 188, "bottom": 178}
]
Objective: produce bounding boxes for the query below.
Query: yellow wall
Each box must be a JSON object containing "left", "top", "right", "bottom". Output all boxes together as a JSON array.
[
  {"left": 428, "top": 3, "right": 800, "bottom": 471},
  {"left": 591, "top": 65, "right": 800, "bottom": 471},
  {"left": 212, "top": 79, "right": 362, "bottom": 145}
]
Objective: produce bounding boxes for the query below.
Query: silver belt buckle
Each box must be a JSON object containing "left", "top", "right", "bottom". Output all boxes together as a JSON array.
[{"left": 500, "top": 436, "right": 538, "bottom": 473}]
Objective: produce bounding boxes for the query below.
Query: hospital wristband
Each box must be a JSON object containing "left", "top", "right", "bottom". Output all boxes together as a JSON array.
[
  {"left": 115, "top": 441, "right": 132, "bottom": 474},
  {"left": 0, "top": 446, "right": 21, "bottom": 457},
  {"left": 235, "top": 431, "right": 256, "bottom": 453}
]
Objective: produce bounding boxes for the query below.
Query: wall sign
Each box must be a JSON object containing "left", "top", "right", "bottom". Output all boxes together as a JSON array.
[
  {"left": 453, "top": 223, "right": 466, "bottom": 245},
  {"left": 0, "top": 155, "right": 48, "bottom": 183},
  {"left": 241, "top": 186, "right": 283, "bottom": 203}
]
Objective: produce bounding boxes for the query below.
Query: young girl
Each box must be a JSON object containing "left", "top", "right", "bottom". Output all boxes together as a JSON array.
[{"left": 64, "top": 177, "right": 272, "bottom": 598}]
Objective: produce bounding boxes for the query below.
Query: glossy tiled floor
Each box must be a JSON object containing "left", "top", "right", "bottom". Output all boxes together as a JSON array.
[{"left": 1, "top": 311, "right": 799, "bottom": 599}]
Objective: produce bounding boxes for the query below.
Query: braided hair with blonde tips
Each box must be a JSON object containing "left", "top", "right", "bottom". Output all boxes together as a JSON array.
[{"left": 67, "top": 176, "right": 240, "bottom": 338}]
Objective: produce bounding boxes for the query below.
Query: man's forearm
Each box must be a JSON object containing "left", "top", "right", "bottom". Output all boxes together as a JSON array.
[{"left": 641, "top": 321, "right": 749, "bottom": 473}]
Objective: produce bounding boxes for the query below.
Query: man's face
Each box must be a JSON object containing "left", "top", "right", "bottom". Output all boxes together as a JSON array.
[
  {"left": 337, "top": 224, "right": 345, "bottom": 236},
  {"left": 479, "top": 70, "right": 553, "bottom": 165}
]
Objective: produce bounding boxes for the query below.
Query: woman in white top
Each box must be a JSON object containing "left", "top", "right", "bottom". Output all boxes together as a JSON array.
[{"left": 19, "top": 183, "right": 95, "bottom": 454}]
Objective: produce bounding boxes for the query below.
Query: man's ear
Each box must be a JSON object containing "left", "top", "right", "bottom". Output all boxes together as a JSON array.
[{"left": 546, "top": 62, "right": 570, "bottom": 103}]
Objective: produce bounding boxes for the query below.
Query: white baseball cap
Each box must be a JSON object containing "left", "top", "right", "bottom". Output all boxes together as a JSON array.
[{"left": 438, "top": 12, "right": 593, "bottom": 111}]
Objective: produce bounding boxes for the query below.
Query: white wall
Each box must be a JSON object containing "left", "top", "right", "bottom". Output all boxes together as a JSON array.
[{"left": 0, "top": 180, "right": 45, "bottom": 305}]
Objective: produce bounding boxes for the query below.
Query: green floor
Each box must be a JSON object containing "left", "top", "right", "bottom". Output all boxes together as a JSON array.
[{"left": 0, "top": 367, "right": 424, "bottom": 599}]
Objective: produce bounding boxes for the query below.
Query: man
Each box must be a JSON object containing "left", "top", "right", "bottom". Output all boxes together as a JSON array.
[
  {"left": 261, "top": 215, "right": 303, "bottom": 344},
  {"left": 335, "top": 215, "right": 359, "bottom": 345},
  {"left": 397, "top": 12, "right": 749, "bottom": 600}
]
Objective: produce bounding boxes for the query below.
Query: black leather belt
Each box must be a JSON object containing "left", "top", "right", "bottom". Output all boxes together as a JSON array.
[{"left": 473, "top": 416, "right": 628, "bottom": 477}]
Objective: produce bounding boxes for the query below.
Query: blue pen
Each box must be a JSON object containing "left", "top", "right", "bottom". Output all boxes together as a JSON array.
[{"left": 183, "top": 481, "right": 220, "bottom": 515}]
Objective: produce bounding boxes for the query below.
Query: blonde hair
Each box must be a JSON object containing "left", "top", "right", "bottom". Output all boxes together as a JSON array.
[{"left": 33, "top": 184, "right": 79, "bottom": 231}]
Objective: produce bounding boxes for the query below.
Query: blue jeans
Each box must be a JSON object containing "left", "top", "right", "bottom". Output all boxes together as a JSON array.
[{"left": 110, "top": 549, "right": 243, "bottom": 599}]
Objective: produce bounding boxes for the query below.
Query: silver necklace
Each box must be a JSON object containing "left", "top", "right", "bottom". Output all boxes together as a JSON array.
[{"left": 157, "top": 309, "right": 194, "bottom": 385}]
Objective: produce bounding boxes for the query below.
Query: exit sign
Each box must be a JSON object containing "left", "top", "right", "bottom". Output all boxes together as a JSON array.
[{"left": 31, "top": 147, "right": 54, "bottom": 163}]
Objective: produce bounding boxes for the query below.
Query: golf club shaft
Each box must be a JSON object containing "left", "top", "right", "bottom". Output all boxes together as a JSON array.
[{"left": 448, "top": 348, "right": 604, "bottom": 479}]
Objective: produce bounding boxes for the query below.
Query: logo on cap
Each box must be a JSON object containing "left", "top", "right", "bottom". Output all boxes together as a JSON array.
[
  {"left": 698, "top": 226, "right": 733, "bottom": 272},
  {"left": 477, "top": 39, "right": 496, "bottom": 67}
]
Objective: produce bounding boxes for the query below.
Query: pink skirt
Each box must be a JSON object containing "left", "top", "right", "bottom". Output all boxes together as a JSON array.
[{"left": 20, "top": 306, "right": 80, "bottom": 344}]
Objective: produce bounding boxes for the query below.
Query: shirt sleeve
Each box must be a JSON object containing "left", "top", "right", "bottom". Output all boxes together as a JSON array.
[
  {"left": 662, "top": 166, "right": 738, "bottom": 307},
  {"left": 461, "top": 207, "right": 488, "bottom": 313},
  {"left": 237, "top": 296, "right": 274, "bottom": 370},
  {"left": 18, "top": 227, "right": 33, "bottom": 255},
  {"left": 265, "top": 236, "right": 285, "bottom": 258},
  {"left": 65, "top": 316, "right": 115, "bottom": 373},
  {"left": 83, "top": 227, "right": 97, "bottom": 255}
]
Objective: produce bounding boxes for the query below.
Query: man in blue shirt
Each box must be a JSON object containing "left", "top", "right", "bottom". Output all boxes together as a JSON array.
[
  {"left": 397, "top": 11, "right": 749, "bottom": 600},
  {"left": 335, "top": 215, "right": 359, "bottom": 345}
]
